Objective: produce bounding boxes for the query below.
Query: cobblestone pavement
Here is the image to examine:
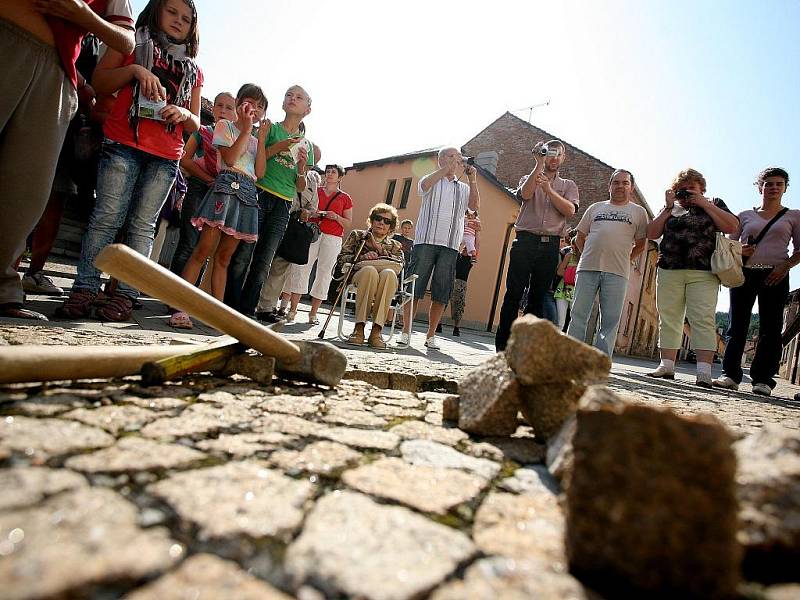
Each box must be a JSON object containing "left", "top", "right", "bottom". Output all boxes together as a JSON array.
[{"left": 2, "top": 258, "right": 799, "bottom": 598}]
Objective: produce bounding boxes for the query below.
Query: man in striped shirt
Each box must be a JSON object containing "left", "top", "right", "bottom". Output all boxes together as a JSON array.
[{"left": 398, "top": 147, "right": 480, "bottom": 349}]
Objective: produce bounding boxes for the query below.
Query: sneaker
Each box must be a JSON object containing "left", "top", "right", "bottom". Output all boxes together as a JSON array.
[
  {"left": 22, "top": 272, "right": 63, "bottom": 296},
  {"left": 712, "top": 375, "right": 739, "bottom": 391},
  {"left": 256, "top": 310, "right": 281, "bottom": 324},
  {"left": 752, "top": 383, "right": 772, "bottom": 397},
  {"left": 424, "top": 336, "right": 441, "bottom": 350},
  {"left": 646, "top": 365, "right": 675, "bottom": 379},
  {"left": 695, "top": 373, "right": 713, "bottom": 389},
  {"left": 396, "top": 332, "right": 410, "bottom": 346}
]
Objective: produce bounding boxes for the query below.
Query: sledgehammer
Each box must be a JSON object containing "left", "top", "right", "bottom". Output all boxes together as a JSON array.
[{"left": 93, "top": 244, "right": 346, "bottom": 386}]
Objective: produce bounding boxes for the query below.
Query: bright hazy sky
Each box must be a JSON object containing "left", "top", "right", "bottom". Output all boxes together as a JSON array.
[{"left": 134, "top": 0, "right": 799, "bottom": 311}]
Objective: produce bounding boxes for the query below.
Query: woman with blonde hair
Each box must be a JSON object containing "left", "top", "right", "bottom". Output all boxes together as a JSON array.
[
  {"left": 337, "top": 203, "right": 404, "bottom": 349},
  {"left": 647, "top": 168, "right": 739, "bottom": 387}
]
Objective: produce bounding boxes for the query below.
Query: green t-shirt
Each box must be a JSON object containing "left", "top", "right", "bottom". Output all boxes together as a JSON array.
[{"left": 256, "top": 122, "right": 314, "bottom": 201}]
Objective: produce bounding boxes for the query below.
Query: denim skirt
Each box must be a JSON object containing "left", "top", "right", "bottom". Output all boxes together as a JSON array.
[{"left": 191, "top": 170, "right": 259, "bottom": 243}]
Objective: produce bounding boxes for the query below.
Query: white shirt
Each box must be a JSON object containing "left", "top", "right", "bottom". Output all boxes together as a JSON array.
[{"left": 415, "top": 176, "right": 470, "bottom": 251}]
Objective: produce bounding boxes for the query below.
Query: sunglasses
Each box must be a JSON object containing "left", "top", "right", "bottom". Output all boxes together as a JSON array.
[{"left": 371, "top": 215, "right": 395, "bottom": 225}]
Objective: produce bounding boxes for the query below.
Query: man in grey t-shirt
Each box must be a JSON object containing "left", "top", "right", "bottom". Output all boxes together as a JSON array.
[{"left": 567, "top": 169, "right": 649, "bottom": 356}]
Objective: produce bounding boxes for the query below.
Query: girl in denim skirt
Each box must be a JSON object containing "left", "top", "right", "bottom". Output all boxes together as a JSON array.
[{"left": 169, "top": 84, "right": 267, "bottom": 329}]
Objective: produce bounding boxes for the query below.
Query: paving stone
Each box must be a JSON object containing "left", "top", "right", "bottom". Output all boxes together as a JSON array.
[
  {"left": 140, "top": 402, "right": 254, "bottom": 440},
  {"left": 63, "top": 405, "right": 161, "bottom": 434},
  {"left": 342, "top": 457, "right": 487, "bottom": 514},
  {"left": 148, "top": 461, "right": 315, "bottom": 541},
  {"left": 431, "top": 557, "right": 596, "bottom": 600},
  {"left": 5, "top": 393, "right": 91, "bottom": 416},
  {"left": 465, "top": 435, "right": 546, "bottom": 465},
  {"left": 505, "top": 315, "right": 611, "bottom": 385},
  {"left": 270, "top": 441, "right": 361, "bottom": 476},
  {"left": 220, "top": 354, "right": 276, "bottom": 385},
  {"left": 499, "top": 465, "right": 560, "bottom": 495},
  {"left": 566, "top": 403, "right": 740, "bottom": 599},
  {"left": 389, "top": 420, "right": 468, "bottom": 446},
  {"left": 519, "top": 381, "right": 587, "bottom": 440},
  {"left": 0, "top": 488, "right": 178, "bottom": 600},
  {"left": 371, "top": 403, "right": 424, "bottom": 419},
  {"left": 65, "top": 437, "right": 206, "bottom": 473},
  {"left": 458, "top": 353, "right": 520, "bottom": 436},
  {"left": 196, "top": 431, "right": 297, "bottom": 458},
  {"left": 322, "top": 408, "right": 387, "bottom": 428},
  {"left": 119, "top": 395, "right": 188, "bottom": 411},
  {"left": 442, "top": 396, "right": 459, "bottom": 422},
  {"left": 474, "top": 491, "right": 565, "bottom": 563},
  {"left": 317, "top": 426, "right": 400, "bottom": 451},
  {"left": 258, "top": 394, "right": 322, "bottom": 418},
  {"left": 196, "top": 390, "right": 238, "bottom": 404},
  {"left": 735, "top": 423, "right": 800, "bottom": 581},
  {"left": 0, "top": 416, "right": 114, "bottom": 461},
  {"left": 285, "top": 491, "right": 476, "bottom": 600},
  {"left": 344, "top": 370, "right": 390, "bottom": 389},
  {"left": 0, "top": 467, "right": 86, "bottom": 511},
  {"left": 126, "top": 553, "right": 291, "bottom": 600},
  {"left": 259, "top": 413, "right": 326, "bottom": 437},
  {"left": 424, "top": 412, "right": 444, "bottom": 426},
  {"left": 366, "top": 389, "right": 423, "bottom": 409},
  {"left": 400, "top": 440, "right": 500, "bottom": 480}
]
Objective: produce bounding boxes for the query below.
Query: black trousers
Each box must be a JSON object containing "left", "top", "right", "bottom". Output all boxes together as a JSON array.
[
  {"left": 721, "top": 267, "right": 790, "bottom": 388},
  {"left": 495, "top": 232, "right": 560, "bottom": 350}
]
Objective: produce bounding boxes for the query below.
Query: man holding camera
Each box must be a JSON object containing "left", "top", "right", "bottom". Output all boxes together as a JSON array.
[
  {"left": 495, "top": 140, "right": 579, "bottom": 351},
  {"left": 399, "top": 147, "right": 480, "bottom": 349}
]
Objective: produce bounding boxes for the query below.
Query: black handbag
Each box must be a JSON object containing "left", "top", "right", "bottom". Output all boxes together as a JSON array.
[{"left": 277, "top": 211, "right": 317, "bottom": 265}]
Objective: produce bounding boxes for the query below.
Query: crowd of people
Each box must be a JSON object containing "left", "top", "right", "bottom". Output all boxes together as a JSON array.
[{"left": 2, "top": 1, "right": 798, "bottom": 398}]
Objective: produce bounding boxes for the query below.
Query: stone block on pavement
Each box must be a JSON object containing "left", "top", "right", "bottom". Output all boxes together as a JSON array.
[
  {"left": 735, "top": 423, "right": 800, "bottom": 581},
  {"left": 458, "top": 353, "right": 520, "bottom": 436},
  {"left": 519, "top": 381, "right": 587, "bottom": 441},
  {"left": 505, "top": 315, "right": 611, "bottom": 385},
  {"left": 566, "top": 403, "right": 740, "bottom": 599}
]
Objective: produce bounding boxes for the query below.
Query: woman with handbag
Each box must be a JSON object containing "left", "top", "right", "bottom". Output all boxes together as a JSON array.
[
  {"left": 285, "top": 164, "right": 352, "bottom": 324},
  {"left": 337, "top": 203, "right": 405, "bottom": 349},
  {"left": 714, "top": 167, "right": 799, "bottom": 396},
  {"left": 646, "top": 168, "right": 739, "bottom": 387}
]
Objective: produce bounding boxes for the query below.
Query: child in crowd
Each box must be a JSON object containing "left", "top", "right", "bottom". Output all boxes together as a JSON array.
[
  {"left": 0, "top": 0, "right": 134, "bottom": 319},
  {"left": 225, "top": 85, "right": 314, "bottom": 317},
  {"left": 554, "top": 234, "right": 580, "bottom": 331},
  {"left": 57, "top": 0, "right": 202, "bottom": 322},
  {"left": 169, "top": 85, "right": 267, "bottom": 329},
  {"left": 393, "top": 219, "right": 415, "bottom": 265},
  {"left": 462, "top": 209, "right": 481, "bottom": 258},
  {"left": 170, "top": 91, "right": 236, "bottom": 280}
]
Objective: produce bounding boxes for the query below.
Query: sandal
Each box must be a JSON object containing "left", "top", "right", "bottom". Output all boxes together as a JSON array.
[
  {"left": 94, "top": 293, "right": 134, "bottom": 322},
  {"left": 55, "top": 288, "right": 97, "bottom": 319},
  {"left": 168, "top": 311, "right": 193, "bottom": 329},
  {"left": 308, "top": 314, "right": 320, "bottom": 325},
  {"left": 0, "top": 303, "right": 47, "bottom": 321}
]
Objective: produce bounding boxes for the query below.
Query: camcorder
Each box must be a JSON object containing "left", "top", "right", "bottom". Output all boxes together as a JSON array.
[
  {"left": 674, "top": 188, "right": 693, "bottom": 200},
  {"left": 534, "top": 144, "right": 560, "bottom": 157}
]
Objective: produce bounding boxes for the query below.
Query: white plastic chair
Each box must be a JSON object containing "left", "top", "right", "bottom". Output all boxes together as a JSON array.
[{"left": 336, "top": 264, "right": 418, "bottom": 343}]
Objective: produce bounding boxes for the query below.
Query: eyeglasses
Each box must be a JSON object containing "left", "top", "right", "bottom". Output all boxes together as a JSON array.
[{"left": 371, "top": 215, "right": 395, "bottom": 225}]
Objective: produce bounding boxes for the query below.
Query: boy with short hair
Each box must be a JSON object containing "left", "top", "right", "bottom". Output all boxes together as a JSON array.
[
  {"left": 225, "top": 84, "right": 314, "bottom": 316},
  {"left": 393, "top": 219, "right": 415, "bottom": 265}
]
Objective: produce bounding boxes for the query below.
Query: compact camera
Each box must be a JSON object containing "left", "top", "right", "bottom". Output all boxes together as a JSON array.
[
  {"left": 462, "top": 156, "right": 475, "bottom": 166},
  {"left": 535, "top": 144, "right": 560, "bottom": 157},
  {"left": 674, "top": 188, "right": 693, "bottom": 200}
]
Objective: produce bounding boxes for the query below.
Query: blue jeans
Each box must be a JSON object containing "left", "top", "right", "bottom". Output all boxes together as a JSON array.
[
  {"left": 75, "top": 139, "right": 177, "bottom": 297},
  {"left": 225, "top": 189, "right": 290, "bottom": 314},
  {"left": 567, "top": 270, "right": 628, "bottom": 357},
  {"left": 542, "top": 289, "right": 558, "bottom": 325}
]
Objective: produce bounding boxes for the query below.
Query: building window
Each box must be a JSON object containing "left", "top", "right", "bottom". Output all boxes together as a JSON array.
[
  {"left": 399, "top": 178, "right": 412, "bottom": 209},
  {"left": 385, "top": 179, "right": 397, "bottom": 205},
  {"left": 623, "top": 302, "right": 634, "bottom": 335}
]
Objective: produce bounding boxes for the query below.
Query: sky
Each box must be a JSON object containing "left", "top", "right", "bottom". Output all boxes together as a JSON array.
[{"left": 134, "top": 0, "right": 799, "bottom": 311}]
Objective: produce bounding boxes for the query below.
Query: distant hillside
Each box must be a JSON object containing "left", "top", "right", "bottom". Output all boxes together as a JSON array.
[{"left": 716, "top": 311, "right": 760, "bottom": 339}]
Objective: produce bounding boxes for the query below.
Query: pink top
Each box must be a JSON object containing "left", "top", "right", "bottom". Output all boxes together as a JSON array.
[{"left": 736, "top": 209, "right": 800, "bottom": 265}]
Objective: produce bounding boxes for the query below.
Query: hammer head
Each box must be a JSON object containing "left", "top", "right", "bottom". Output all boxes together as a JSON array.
[{"left": 274, "top": 340, "right": 347, "bottom": 387}]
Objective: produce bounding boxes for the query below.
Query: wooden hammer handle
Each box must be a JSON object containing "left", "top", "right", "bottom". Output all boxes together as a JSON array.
[
  {"left": 95, "top": 244, "right": 300, "bottom": 362},
  {"left": 0, "top": 345, "right": 197, "bottom": 384}
]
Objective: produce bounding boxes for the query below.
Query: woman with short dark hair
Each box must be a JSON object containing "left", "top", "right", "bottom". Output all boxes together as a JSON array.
[{"left": 714, "top": 167, "right": 799, "bottom": 396}]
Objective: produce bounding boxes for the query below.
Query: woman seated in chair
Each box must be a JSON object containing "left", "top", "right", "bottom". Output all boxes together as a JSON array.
[{"left": 338, "top": 203, "right": 405, "bottom": 348}]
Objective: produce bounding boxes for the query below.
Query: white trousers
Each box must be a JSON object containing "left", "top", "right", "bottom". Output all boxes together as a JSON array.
[{"left": 285, "top": 233, "right": 343, "bottom": 300}]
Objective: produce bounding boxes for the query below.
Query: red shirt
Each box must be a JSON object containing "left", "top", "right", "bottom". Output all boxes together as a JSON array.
[
  {"left": 315, "top": 189, "right": 353, "bottom": 237},
  {"left": 104, "top": 53, "right": 203, "bottom": 161},
  {"left": 48, "top": 0, "right": 134, "bottom": 88}
]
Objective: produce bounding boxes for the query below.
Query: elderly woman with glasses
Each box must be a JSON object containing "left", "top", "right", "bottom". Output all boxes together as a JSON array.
[{"left": 337, "top": 203, "right": 405, "bottom": 349}]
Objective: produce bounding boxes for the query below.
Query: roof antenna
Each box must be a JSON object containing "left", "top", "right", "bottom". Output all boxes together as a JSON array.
[{"left": 512, "top": 100, "right": 551, "bottom": 123}]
